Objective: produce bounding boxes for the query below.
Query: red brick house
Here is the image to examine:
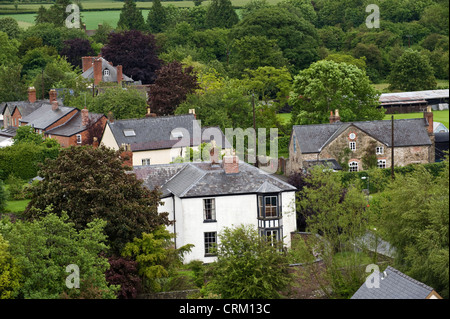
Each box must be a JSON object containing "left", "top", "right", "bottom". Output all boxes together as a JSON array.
[{"left": 0, "top": 87, "right": 106, "bottom": 147}]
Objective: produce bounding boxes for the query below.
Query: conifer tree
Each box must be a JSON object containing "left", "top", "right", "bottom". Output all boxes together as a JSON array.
[
  {"left": 118, "top": 0, "right": 146, "bottom": 31},
  {"left": 205, "top": 0, "right": 239, "bottom": 29},
  {"left": 147, "top": 0, "right": 167, "bottom": 33}
]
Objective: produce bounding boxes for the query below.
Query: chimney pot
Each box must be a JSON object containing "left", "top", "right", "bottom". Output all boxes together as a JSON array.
[
  {"left": 424, "top": 106, "right": 433, "bottom": 135},
  {"left": 28, "top": 87, "right": 36, "bottom": 103},
  {"left": 52, "top": 100, "right": 59, "bottom": 111}
]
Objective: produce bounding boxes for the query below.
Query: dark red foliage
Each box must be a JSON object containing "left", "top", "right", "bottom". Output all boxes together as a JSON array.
[
  {"left": 106, "top": 256, "right": 142, "bottom": 299},
  {"left": 148, "top": 61, "right": 200, "bottom": 116},
  {"left": 101, "top": 30, "right": 162, "bottom": 84},
  {"left": 60, "top": 38, "right": 95, "bottom": 69}
]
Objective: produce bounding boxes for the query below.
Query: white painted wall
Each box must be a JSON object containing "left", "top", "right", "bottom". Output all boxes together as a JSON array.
[{"left": 161, "top": 192, "right": 297, "bottom": 264}]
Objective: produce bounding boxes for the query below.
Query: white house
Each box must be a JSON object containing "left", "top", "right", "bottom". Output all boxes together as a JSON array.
[
  {"left": 100, "top": 113, "right": 231, "bottom": 166},
  {"left": 133, "top": 153, "right": 298, "bottom": 264}
]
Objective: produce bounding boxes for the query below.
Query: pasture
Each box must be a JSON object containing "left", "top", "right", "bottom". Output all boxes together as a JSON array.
[{"left": 0, "top": 0, "right": 283, "bottom": 29}]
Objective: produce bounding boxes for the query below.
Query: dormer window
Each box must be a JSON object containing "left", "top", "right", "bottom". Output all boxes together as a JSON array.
[{"left": 104, "top": 69, "right": 110, "bottom": 76}]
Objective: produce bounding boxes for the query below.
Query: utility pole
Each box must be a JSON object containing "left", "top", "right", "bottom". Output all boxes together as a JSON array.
[
  {"left": 252, "top": 92, "right": 259, "bottom": 167},
  {"left": 391, "top": 115, "right": 395, "bottom": 180}
]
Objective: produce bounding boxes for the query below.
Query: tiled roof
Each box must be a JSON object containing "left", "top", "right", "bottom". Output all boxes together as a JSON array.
[
  {"left": 20, "top": 103, "right": 76, "bottom": 130},
  {"left": 134, "top": 161, "right": 297, "bottom": 198},
  {"left": 46, "top": 111, "right": 105, "bottom": 137},
  {"left": 81, "top": 57, "right": 134, "bottom": 83},
  {"left": 108, "top": 115, "right": 231, "bottom": 151},
  {"left": 351, "top": 266, "right": 436, "bottom": 299}
]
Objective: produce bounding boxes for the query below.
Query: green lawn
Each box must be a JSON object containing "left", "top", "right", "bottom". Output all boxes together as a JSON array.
[
  {"left": 383, "top": 110, "right": 449, "bottom": 129},
  {"left": 5, "top": 199, "right": 30, "bottom": 213}
]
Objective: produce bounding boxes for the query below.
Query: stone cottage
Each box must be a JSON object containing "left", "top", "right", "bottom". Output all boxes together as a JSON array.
[{"left": 287, "top": 108, "right": 435, "bottom": 175}]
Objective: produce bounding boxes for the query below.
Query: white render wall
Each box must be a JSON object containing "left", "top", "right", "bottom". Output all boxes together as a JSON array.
[{"left": 158, "top": 192, "right": 297, "bottom": 264}]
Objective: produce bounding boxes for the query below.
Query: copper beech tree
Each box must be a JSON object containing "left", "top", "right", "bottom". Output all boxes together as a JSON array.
[{"left": 24, "top": 145, "right": 171, "bottom": 254}]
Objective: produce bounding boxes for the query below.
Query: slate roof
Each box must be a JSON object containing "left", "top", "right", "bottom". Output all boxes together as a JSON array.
[
  {"left": 20, "top": 103, "right": 76, "bottom": 130},
  {"left": 134, "top": 161, "right": 297, "bottom": 198},
  {"left": 2, "top": 100, "right": 49, "bottom": 118},
  {"left": 81, "top": 57, "right": 134, "bottom": 83},
  {"left": 293, "top": 118, "right": 432, "bottom": 154},
  {"left": 108, "top": 115, "right": 231, "bottom": 151},
  {"left": 351, "top": 266, "right": 436, "bottom": 299},
  {"left": 46, "top": 111, "right": 105, "bottom": 137}
]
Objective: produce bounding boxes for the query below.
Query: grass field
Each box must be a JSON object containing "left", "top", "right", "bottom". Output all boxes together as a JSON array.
[{"left": 0, "top": 0, "right": 284, "bottom": 29}]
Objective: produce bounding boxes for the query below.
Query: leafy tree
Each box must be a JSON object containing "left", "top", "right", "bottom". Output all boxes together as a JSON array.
[
  {"left": 88, "top": 86, "right": 147, "bottom": 119},
  {"left": 206, "top": 224, "right": 291, "bottom": 299},
  {"left": 122, "top": 226, "right": 193, "bottom": 292},
  {"left": 0, "top": 234, "right": 22, "bottom": 299},
  {"left": 176, "top": 79, "right": 252, "bottom": 131},
  {"left": 289, "top": 59, "right": 384, "bottom": 125},
  {"left": 0, "top": 31, "right": 19, "bottom": 67},
  {"left": 33, "top": 56, "right": 81, "bottom": 99},
  {"left": 147, "top": 0, "right": 167, "bottom": 33},
  {"left": 101, "top": 30, "right": 162, "bottom": 84},
  {"left": 0, "top": 140, "right": 60, "bottom": 181},
  {"left": 297, "top": 166, "right": 369, "bottom": 298},
  {"left": 60, "top": 38, "right": 95, "bottom": 69},
  {"left": 241, "top": 66, "right": 292, "bottom": 106},
  {"left": 388, "top": 49, "right": 437, "bottom": 91},
  {"left": 377, "top": 158, "right": 449, "bottom": 298},
  {"left": 228, "top": 35, "right": 288, "bottom": 77},
  {"left": 0, "top": 211, "right": 117, "bottom": 299},
  {"left": 205, "top": 0, "right": 239, "bottom": 29},
  {"left": 0, "top": 181, "right": 7, "bottom": 214},
  {"left": 13, "top": 126, "right": 44, "bottom": 145},
  {"left": 231, "top": 6, "right": 319, "bottom": 73},
  {"left": 148, "top": 61, "right": 199, "bottom": 116},
  {"left": 0, "top": 64, "right": 27, "bottom": 103},
  {"left": 0, "top": 17, "right": 21, "bottom": 39},
  {"left": 324, "top": 53, "right": 366, "bottom": 71},
  {"left": 117, "top": 0, "right": 146, "bottom": 31},
  {"left": 24, "top": 146, "right": 171, "bottom": 254},
  {"left": 92, "top": 22, "right": 114, "bottom": 45},
  {"left": 105, "top": 256, "right": 142, "bottom": 299},
  {"left": 34, "top": 0, "right": 74, "bottom": 27}
]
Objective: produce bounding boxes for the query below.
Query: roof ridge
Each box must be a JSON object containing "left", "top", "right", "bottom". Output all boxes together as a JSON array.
[
  {"left": 111, "top": 113, "right": 195, "bottom": 124},
  {"left": 178, "top": 163, "right": 207, "bottom": 197},
  {"left": 386, "top": 266, "right": 434, "bottom": 291}
]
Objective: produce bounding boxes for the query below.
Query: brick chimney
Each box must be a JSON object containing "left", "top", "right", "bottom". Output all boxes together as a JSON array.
[
  {"left": 82, "top": 56, "right": 94, "bottom": 73},
  {"left": 93, "top": 137, "right": 99, "bottom": 149},
  {"left": 120, "top": 144, "right": 133, "bottom": 167},
  {"left": 189, "top": 109, "right": 196, "bottom": 119},
  {"left": 210, "top": 140, "right": 219, "bottom": 165},
  {"left": 329, "top": 109, "right": 341, "bottom": 124},
  {"left": 49, "top": 89, "right": 57, "bottom": 104},
  {"left": 222, "top": 154, "right": 239, "bottom": 174},
  {"left": 145, "top": 106, "right": 157, "bottom": 118},
  {"left": 52, "top": 100, "right": 59, "bottom": 111},
  {"left": 93, "top": 58, "right": 102, "bottom": 85},
  {"left": 28, "top": 87, "right": 36, "bottom": 103},
  {"left": 81, "top": 107, "right": 89, "bottom": 126},
  {"left": 117, "top": 65, "right": 123, "bottom": 84},
  {"left": 424, "top": 105, "right": 433, "bottom": 135},
  {"left": 107, "top": 111, "right": 114, "bottom": 123}
]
